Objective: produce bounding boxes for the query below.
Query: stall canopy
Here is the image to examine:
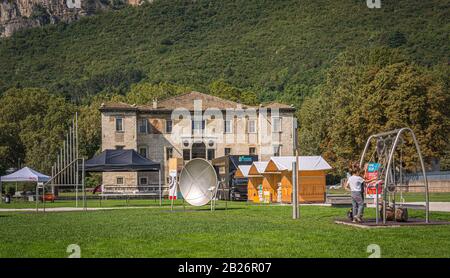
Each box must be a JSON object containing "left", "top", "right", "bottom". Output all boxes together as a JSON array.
[
  {"left": 84, "top": 149, "right": 160, "bottom": 172},
  {"left": 235, "top": 165, "right": 252, "bottom": 178},
  {"left": 0, "top": 167, "right": 50, "bottom": 183},
  {"left": 268, "top": 156, "right": 332, "bottom": 172}
]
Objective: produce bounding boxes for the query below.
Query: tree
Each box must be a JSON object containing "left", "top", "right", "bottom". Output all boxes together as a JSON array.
[
  {"left": 0, "top": 88, "right": 75, "bottom": 174},
  {"left": 299, "top": 48, "right": 450, "bottom": 175},
  {"left": 125, "top": 82, "right": 190, "bottom": 105},
  {"left": 209, "top": 79, "right": 258, "bottom": 106}
]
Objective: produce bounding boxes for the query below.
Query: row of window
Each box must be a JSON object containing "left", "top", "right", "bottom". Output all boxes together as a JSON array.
[
  {"left": 115, "top": 117, "right": 283, "bottom": 133},
  {"left": 137, "top": 146, "right": 281, "bottom": 161},
  {"left": 117, "top": 145, "right": 281, "bottom": 185}
]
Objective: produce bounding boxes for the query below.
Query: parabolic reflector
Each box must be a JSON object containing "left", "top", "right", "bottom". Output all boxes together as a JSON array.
[{"left": 179, "top": 158, "right": 218, "bottom": 206}]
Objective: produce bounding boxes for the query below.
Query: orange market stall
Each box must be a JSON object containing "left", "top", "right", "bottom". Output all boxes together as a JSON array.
[
  {"left": 240, "top": 162, "right": 269, "bottom": 203},
  {"left": 265, "top": 156, "right": 332, "bottom": 203}
]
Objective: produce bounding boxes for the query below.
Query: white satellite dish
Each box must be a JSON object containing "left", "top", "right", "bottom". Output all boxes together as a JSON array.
[{"left": 179, "top": 158, "right": 218, "bottom": 206}]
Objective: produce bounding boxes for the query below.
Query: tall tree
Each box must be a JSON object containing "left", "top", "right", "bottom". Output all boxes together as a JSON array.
[
  {"left": 299, "top": 48, "right": 450, "bottom": 174},
  {"left": 0, "top": 88, "right": 75, "bottom": 174}
]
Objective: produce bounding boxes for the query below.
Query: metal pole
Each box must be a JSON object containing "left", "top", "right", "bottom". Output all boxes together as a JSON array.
[
  {"left": 62, "top": 141, "right": 66, "bottom": 186},
  {"left": 82, "top": 158, "right": 86, "bottom": 211},
  {"left": 408, "top": 130, "right": 430, "bottom": 223},
  {"left": 43, "top": 182, "right": 46, "bottom": 213},
  {"left": 159, "top": 170, "right": 162, "bottom": 206},
  {"left": 68, "top": 127, "right": 71, "bottom": 186},
  {"left": 68, "top": 132, "right": 77, "bottom": 208},
  {"left": 59, "top": 149, "right": 62, "bottom": 185},
  {"left": 292, "top": 161, "right": 298, "bottom": 219},
  {"left": 383, "top": 127, "right": 430, "bottom": 224},
  {"left": 51, "top": 165, "right": 55, "bottom": 194},
  {"left": 292, "top": 117, "right": 300, "bottom": 219},
  {"left": 0, "top": 179, "right": 2, "bottom": 204},
  {"left": 35, "top": 183, "right": 38, "bottom": 213},
  {"left": 75, "top": 113, "right": 80, "bottom": 209},
  {"left": 376, "top": 183, "right": 379, "bottom": 224}
]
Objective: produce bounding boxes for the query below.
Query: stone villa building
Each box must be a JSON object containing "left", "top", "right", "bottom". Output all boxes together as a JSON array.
[{"left": 99, "top": 91, "right": 296, "bottom": 191}]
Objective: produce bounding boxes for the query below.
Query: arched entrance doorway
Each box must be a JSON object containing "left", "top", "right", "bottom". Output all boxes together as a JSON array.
[{"left": 191, "top": 142, "right": 206, "bottom": 159}]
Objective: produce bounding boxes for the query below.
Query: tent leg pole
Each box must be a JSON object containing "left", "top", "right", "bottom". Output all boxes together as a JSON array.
[
  {"left": 35, "top": 183, "right": 38, "bottom": 213},
  {"left": 0, "top": 180, "right": 3, "bottom": 204},
  {"left": 159, "top": 170, "right": 162, "bottom": 207},
  {"left": 82, "top": 158, "right": 86, "bottom": 211},
  {"left": 43, "top": 183, "right": 46, "bottom": 213}
]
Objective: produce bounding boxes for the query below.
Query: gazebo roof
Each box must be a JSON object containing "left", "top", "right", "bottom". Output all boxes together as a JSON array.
[
  {"left": 85, "top": 149, "right": 161, "bottom": 172},
  {"left": 0, "top": 167, "right": 50, "bottom": 183}
]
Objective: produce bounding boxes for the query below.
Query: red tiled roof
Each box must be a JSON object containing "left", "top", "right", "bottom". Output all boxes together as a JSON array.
[{"left": 100, "top": 92, "right": 295, "bottom": 112}]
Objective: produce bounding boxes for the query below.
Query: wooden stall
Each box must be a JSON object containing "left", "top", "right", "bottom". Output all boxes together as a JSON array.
[
  {"left": 264, "top": 156, "right": 332, "bottom": 203},
  {"left": 240, "top": 162, "right": 272, "bottom": 203}
]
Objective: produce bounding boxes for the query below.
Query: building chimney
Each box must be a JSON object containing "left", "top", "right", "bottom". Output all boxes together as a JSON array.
[{"left": 153, "top": 98, "right": 158, "bottom": 109}]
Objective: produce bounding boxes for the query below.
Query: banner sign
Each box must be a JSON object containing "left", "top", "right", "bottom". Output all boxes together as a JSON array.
[
  {"left": 365, "top": 162, "right": 382, "bottom": 199},
  {"left": 169, "top": 170, "right": 177, "bottom": 200}
]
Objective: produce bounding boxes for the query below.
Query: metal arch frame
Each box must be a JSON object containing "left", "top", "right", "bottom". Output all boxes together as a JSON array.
[{"left": 359, "top": 128, "right": 429, "bottom": 224}]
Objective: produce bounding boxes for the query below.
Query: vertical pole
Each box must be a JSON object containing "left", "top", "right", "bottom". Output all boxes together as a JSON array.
[
  {"left": 35, "top": 183, "right": 38, "bottom": 213},
  {"left": 51, "top": 165, "right": 55, "bottom": 195},
  {"left": 59, "top": 149, "right": 62, "bottom": 185},
  {"left": 70, "top": 127, "right": 73, "bottom": 187},
  {"left": 376, "top": 183, "right": 379, "bottom": 224},
  {"left": 43, "top": 182, "right": 46, "bottom": 213},
  {"left": 61, "top": 141, "right": 66, "bottom": 187},
  {"left": 383, "top": 178, "right": 387, "bottom": 224},
  {"left": 74, "top": 112, "right": 79, "bottom": 207},
  {"left": 409, "top": 129, "right": 430, "bottom": 223},
  {"left": 68, "top": 132, "right": 76, "bottom": 208},
  {"left": 71, "top": 119, "right": 75, "bottom": 186},
  {"left": 170, "top": 176, "right": 175, "bottom": 211},
  {"left": 292, "top": 161, "right": 298, "bottom": 219},
  {"left": 82, "top": 158, "right": 86, "bottom": 211},
  {"left": 75, "top": 113, "right": 80, "bottom": 209},
  {"left": 159, "top": 170, "right": 162, "bottom": 206},
  {"left": 292, "top": 117, "right": 300, "bottom": 219}
]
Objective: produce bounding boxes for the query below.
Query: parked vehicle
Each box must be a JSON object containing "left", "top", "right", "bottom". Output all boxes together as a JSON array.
[{"left": 211, "top": 155, "right": 258, "bottom": 201}]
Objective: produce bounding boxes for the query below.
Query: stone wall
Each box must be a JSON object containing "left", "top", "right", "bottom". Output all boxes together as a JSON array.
[
  {"left": 101, "top": 108, "right": 295, "bottom": 191},
  {"left": 101, "top": 111, "right": 137, "bottom": 150}
]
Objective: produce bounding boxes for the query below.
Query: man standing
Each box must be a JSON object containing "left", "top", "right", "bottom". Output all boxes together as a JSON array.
[{"left": 346, "top": 166, "right": 365, "bottom": 223}]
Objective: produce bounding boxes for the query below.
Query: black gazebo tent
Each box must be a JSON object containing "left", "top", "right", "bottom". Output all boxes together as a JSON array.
[
  {"left": 85, "top": 149, "right": 162, "bottom": 205},
  {"left": 85, "top": 149, "right": 160, "bottom": 172}
]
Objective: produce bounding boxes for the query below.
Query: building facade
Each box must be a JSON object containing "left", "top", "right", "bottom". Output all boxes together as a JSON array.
[{"left": 99, "top": 91, "right": 296, "bottom": 192}]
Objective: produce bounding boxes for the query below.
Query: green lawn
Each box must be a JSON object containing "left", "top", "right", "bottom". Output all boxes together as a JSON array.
[
  {"left": 0, "top": 202, "right": 449, "bottom": 258},
  {"left": 0, "top": 197, "right": 187, "bottom": 209},
  {"left": 2, "top": 191, "right": 449, "bottom": 209}
]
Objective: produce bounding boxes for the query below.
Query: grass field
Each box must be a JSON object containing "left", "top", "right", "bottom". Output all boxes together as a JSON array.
[
  {"left": 2, "top": 192, "right": 449, "bottom": 209},
  {"left": 0, "top": 202, "right": 449, "bottom": 258}
]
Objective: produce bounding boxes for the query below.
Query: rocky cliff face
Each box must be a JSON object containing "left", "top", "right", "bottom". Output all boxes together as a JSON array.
[{"left": 0, "top": 0, "right": 140, "bottom": 37}]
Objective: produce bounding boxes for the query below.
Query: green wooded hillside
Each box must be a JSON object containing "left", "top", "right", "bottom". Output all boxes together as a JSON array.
[
  {"left": 0, "top": 0, "right": 448, "bottom": 102},
  {"left": 0, "top": 0, "right": 449, "bottom": 176}
]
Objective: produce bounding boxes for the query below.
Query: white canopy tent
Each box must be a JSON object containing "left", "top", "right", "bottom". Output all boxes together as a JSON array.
[
  {"left": 268, "top": 156, "right": 332, "bottom": 171},
  {"left": 0, "top": 167, "right": 50, "bottom": 203}
]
